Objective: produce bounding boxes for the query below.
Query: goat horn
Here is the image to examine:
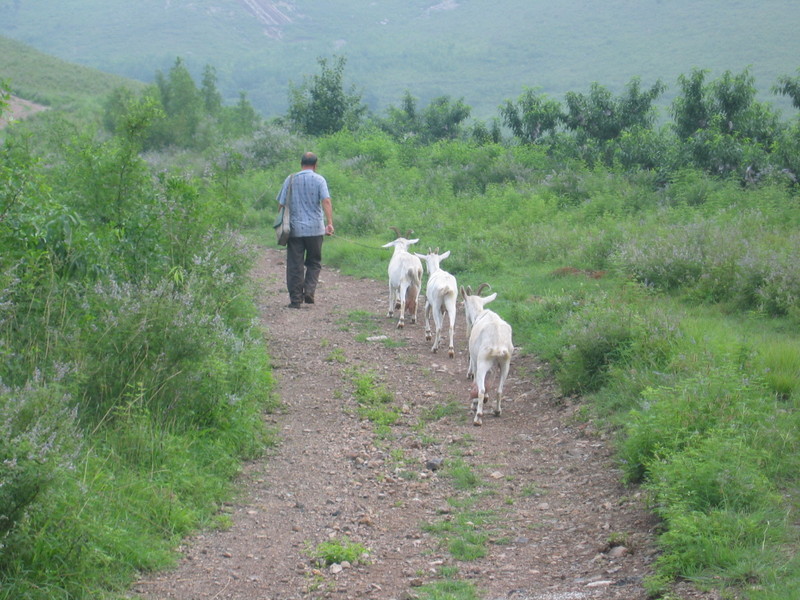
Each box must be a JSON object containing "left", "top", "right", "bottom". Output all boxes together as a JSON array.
[
  {"left": 406, "top": 229, "right": 414, "bottom": 237},
  {"left": 434, "top": 247, "right": 439, "bottom": 254},
  {"left": 389, "top": 226, "right": 402, "bottom": 237},
  {"left": 476, "top": 283, "right": 492, "bottom": 295}
]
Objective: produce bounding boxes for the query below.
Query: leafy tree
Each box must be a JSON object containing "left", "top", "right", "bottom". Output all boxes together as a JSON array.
[
  {"left": 671, "top": 68, "right": 780, "bottom": 176},
  {"left": 771, "top": 69, "right": 800, "bottom": 182},
  {"left": 470, "top": 118, "right": 502, "bottom": 145},
  {"left": 773, "top": 68, "right": 800, "bottom": 111},
  {"left": 201, "top": 64, "right": 224, "bottom": 116},
  {"left": 419, "top": 95, "right": 471, "bottom": 143},
  {"left": 499, "top": 87, "right": 563, "bottom": 143},
  {"left": 149, "top": 57, "right": 205, "bottom": 148},
  {"left": 672, "top": 68, "right": 777, "bottom": 142},
  {"left": 220, "top": 91, "right": 260, "bottom": 138},
  {"left": 563, "top": 78, "right": 665, "bottom": 143},
  {"left": 382, "top": 90, "right": 421, "bottom": 140},
  {"left": 379, "top": 93, "right": 471, "bottom": 144},
  {"left": 287, "top": 55, "right": 366, "bottom": 135},
  {"left": 671, "top": 69, "right": 710, "bottom": 140},
  {"left": 0, "top": 79, "right": 9, "bottom": 118}
]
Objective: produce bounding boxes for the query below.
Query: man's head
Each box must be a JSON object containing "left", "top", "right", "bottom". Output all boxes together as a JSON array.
[{"left": 301, "top": 152, "right": 318, "bottom": 168}]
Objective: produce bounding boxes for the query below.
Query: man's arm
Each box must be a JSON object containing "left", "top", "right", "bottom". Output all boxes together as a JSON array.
[{"left": 322, "top": 197, "right": 334, "bottom": 235}]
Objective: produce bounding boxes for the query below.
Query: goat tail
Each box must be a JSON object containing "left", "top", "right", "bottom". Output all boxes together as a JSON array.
[
  {"left": 488, "top": 346, "right": 512, "bottom": 361},
  {"left": 405, "top": 284, "right": 419, "bottom": 314}
]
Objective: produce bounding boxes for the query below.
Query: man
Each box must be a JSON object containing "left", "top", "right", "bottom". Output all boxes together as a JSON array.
[{"left": 277, "top": 152, "right": 334, "bottom": 308}]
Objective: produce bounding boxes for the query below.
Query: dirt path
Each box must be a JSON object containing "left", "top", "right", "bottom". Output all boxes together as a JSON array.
[
  {"left": 0, "top": 95, "right": 49, "bottom": 128},
  {"left": 131, "top": 244, "right": 707, "bottom": 600}
]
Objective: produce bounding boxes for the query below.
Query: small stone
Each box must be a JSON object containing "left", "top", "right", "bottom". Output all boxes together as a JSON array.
[
  {"left": 586, "top": 580, "right": 613, "bottom": 588},
  {"left": 607, "top": 545, "right": 629, "bottom": 558},
  {"left": 425, "top": 457, "right": 444, "bottom": 471},
  {"left": 329, "top": 563, "right": 343, "bottom": 574}
]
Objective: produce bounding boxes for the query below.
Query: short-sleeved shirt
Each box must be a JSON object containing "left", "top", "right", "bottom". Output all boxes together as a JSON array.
[{"left": 277, "top": 170, "right": 330, "bottom": 238}]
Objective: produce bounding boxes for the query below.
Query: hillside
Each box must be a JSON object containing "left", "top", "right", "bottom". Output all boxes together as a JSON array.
[
  {"left": 0, "top": 36, "right": 145, "bottom": 108},
  {"left": 1, "top": 0, "right": 799, "bottom": 120},
  {"left": 0, "top": 95, "right": 49, "bottom": 128}
]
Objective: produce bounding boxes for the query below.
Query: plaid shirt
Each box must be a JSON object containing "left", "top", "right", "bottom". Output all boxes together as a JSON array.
[{"left": 277, "top": 170, "right": 330, "bottom": 237}]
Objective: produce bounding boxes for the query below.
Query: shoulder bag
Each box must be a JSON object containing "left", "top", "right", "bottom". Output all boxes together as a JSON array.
[{"left": 273, "top": 175, "right": 293, "bottom": 246}]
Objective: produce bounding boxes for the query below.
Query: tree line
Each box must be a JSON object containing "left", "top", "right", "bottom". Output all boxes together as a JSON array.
[{"left": 104, "top": 55, "right": 800, "bottom": 186}]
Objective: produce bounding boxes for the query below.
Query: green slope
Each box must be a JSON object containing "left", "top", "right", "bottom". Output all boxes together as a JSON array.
[
  {"left": 1, "top": 35, "right": 145, "bottom": 108},
  {"left": 1, "top": 0, "right": 799, "bottom": 119}
]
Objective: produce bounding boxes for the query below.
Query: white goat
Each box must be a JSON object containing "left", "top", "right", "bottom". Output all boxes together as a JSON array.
[
  {"left": 461, "top": 284, "right": 513, "bottom": 426},
  {"left": 382, "top": 228, "right": 423, "bottom": 329},
  {"left": 415, "top": 248, "right": 458, "bottom": 357}
]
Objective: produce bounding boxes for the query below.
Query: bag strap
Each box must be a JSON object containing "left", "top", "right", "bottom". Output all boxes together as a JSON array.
[{"left": 286, "top": 174, "right": 294, "bottom": 211}]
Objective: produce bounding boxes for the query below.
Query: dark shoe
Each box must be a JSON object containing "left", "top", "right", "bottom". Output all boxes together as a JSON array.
[
  {"left": 287, "top": 302, "right": 302, "bottom": 309},
  {"left": 303, "top": 295, "right": 315, "bottom": 304}
]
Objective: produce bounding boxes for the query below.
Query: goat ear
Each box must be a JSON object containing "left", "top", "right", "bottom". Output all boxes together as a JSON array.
[
  {"left": 440, "top": 250, "right": 450, "bottom": 260},
  {"left": 381, "top": 241, "right": 394, "bottom": 248},
  {"left": 408, "top": 238, "right": 419, "bottom": 245},
  {"left": 483, "top": 292, "right": 497, "bottom": 305},
  {"left": 414, "top": 252, "right": 425, "bottom": 259}
]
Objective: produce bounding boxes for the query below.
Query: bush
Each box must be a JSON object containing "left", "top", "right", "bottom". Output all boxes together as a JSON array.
[
  {"left": 619, "top": 365, "right": 771, "bottom": 483},
  {"left": 0, "top": 378, "right": 81, "bottom": 544},
  {"left": 555, "top": 298, "right": 638, "bottom": 394}
]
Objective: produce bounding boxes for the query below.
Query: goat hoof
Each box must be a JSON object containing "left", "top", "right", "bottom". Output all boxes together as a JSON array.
[
  {"left": 473, "top": 418, "right": 482, "bottom": 426},
  {"left": 448, "top": 349, "right": 454, "bottom": 358},
  {"left": 426, "top": 334, "right": 432, "bottom": 341},
  {"left": 494, "top": 410, "right": 501, "bottom": 417},
  {"left": 396, "top": 322, "right": 404, "bottom": 329}
]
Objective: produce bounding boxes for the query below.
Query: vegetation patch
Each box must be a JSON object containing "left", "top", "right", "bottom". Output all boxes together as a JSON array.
[{"left": 309, "top": 536, "right": 370, "bottom": 567}]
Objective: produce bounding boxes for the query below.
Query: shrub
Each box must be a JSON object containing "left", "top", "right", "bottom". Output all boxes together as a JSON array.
[
  {"left": 555, "top": 298, "right": 637, "bottom": 394},
  {"left": 646, "top": 434, "right": 780, "bottom": 515},
  {"left": 650, "top": 507, "right": 785, "bottom": 587},
  {"left": 0, "top": 377, "right": 81, "bottom": 555},
  {"left": 619, "top": 365, "right": 771, "bottom": 483}
]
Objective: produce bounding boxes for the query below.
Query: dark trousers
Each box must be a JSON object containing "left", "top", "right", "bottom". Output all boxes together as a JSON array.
[{"left": 286, "top": 235, "right": 324, "bottom": 304}]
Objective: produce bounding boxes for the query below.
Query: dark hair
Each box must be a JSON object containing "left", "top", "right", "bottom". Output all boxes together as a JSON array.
[{"left": 301, "top": 152, "right": 318, "bottom": 166}]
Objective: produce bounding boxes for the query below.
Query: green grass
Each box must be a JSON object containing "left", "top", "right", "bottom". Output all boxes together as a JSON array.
[
  {"left": 416, "top": 578, "right": 482, "bottom": 600},
  {"left": 308, "top": 133, "right": 800, "bottom": 597},
  {"left": 309, "top": 536, "right": 369, "bottom": 567},
  {"left": 0, "top": 36, "right": 144, "bottom": 107},
  {"left": 347, "top": 368, "right": 400, "bottom": 427},
  {"left": 422, "top": 510, "right": 499, "bottom": 562},
  {"left": 4, "top": 61, "right": 800, "bottom": 598}
]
